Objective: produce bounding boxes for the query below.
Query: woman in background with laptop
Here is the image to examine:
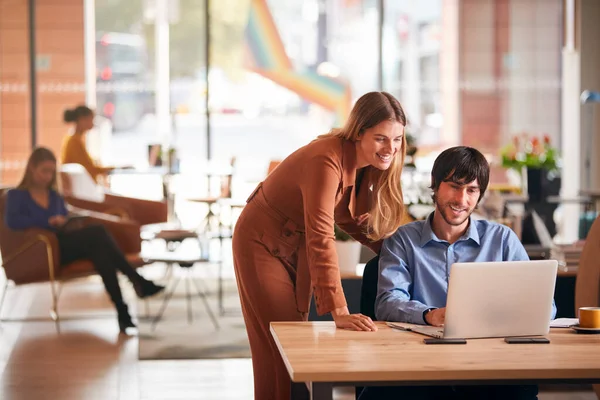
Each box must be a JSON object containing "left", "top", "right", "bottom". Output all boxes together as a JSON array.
[
  {"left": 232, "top": 91, "right": 409, "bottom": 400},
  {"left": 4, "top": 147, "right": 164, "bottom": 333},
  {"left": 61, "top": 105, "right": 115, "bottom": 183}
]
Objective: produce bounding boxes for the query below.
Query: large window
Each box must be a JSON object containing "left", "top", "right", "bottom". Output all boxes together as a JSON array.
[
  {"left": 381, "top": 0, "right": 562, "bottom": 181},
  {"left": 95, "top": 32, "right": 151, "bottom": 132},
  {"left": 100, "top": 0, "right": 382, "bottom": 200},
  {"left": 382, "top": 0, "right": 442, "bottom": 147},
  {"left": 0, "top": 0, "right": 564, "bottom": 190}
]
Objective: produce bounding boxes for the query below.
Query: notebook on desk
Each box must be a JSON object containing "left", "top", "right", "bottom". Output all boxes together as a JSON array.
[{"left": 387, "top": 260, "right": 558, "bottom": 339}]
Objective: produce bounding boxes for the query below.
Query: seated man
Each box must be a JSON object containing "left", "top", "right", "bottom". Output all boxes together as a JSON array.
[{"left": 359, "top": 146, "right": 555, "bottom": 400}]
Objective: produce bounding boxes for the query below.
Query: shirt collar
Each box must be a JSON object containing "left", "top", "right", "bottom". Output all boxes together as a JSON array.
[{"left": 419, "top": 212, "right": 481, "bottom": 247}]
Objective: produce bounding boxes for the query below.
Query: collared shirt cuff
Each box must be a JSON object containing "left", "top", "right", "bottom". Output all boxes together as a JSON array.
[
  {"left": 413, "top": 304, "right": 432, "bottom": 325},
  {"left": 314, "top": 286, "right": 347, "bottom": 316}
]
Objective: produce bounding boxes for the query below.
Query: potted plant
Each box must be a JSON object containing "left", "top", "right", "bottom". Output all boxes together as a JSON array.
[
  {"left": 500, "top": 133, "right": 560, "bottom": 202},
  {"left": 334, "top": 224, "right": 362, "bottom": 275},
  {"left": 405, "top": 132, "right": 418, "bottom": 169},
  {"left": 500, "top": 133, "right": 559, "bottom": 172}
]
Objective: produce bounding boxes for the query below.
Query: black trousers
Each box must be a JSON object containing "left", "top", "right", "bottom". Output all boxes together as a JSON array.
[
  {"left": 57, "top": 224, "right": 142, "bottom": 308},
  {"left": 358, "top": 384, "right": 538, "bottom": 400}
]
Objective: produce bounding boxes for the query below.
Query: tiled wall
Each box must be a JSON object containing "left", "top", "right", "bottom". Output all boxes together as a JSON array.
[
  {"left": 458, "top": 0, "right": 562, "bottom": 183},
  {"left": 0, "top": 0, "right": 31, "bottom": 184},
  {"left": 35, "top": 0, "right": 85, "bottom": 153},
  {"left": 506, "top": 0, "right": 562, "bottom": 143},
  {"left": 579, "top": 0, "right": 600, "bottom": 190},
  {"left": 459, "top": 0, "right": 508, "bottom": 154},
  {"left": 0, "top": 0, "right": 85, "bottom": 185}
]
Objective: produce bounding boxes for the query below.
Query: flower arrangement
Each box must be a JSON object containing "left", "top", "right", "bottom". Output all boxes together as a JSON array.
[
  {"left": 405, "top": 132, "right": 417, "bottom": 168},
  {"left": 500, "top": 133, "right": 560, "bottom": 172}
]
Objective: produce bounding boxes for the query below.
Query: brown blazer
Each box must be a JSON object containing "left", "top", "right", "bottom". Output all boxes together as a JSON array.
[{"left": 249, "top": 136, "right": 382, "bottom": 315}]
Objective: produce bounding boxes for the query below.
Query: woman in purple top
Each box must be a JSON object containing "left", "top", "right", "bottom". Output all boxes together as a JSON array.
[{"left": 5, "top": 147, "right": 165, "bottom": 333}]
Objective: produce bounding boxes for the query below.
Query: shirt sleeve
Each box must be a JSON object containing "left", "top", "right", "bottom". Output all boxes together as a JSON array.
[
  {"left": 65, "top": 137, "right": 106, "bottom": 182},
  {"left": 335, "top": 221, "right": 382, "bottom": 254},
  {"left": 54, "top": 191, "right": 69, "bottom": 216},
  {"left": 502, "top": 228, "right": 530, "bottom": 262},
  {"left": 4, "top": 190, "right": 51, "bottom": 230},
  {"left": 375, "top": 233, "right": 430, "bottom": 324},
  {"left": 300, "top": 154, "right": 347, "bottom": 315},
  {"left": 503, "top": 228, "right": 557, "bottom": 319}
]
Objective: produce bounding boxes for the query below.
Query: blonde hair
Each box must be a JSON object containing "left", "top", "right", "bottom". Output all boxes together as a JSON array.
[
  {"left": 17, "top": 147, "right": 58, "bottom": 191},
  {"left": 323, "top": 91, "right": 407, "bottom": 241}
]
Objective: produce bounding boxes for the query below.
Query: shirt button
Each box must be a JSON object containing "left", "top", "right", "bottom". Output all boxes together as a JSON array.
[
  {"left": 273, "top": 248, "right": 280, "bottom": 256},
  {"left": 283, "top": 230, "right": 292, "bottom": 237}
]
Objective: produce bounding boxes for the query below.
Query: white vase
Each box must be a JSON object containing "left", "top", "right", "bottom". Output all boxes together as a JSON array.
[{"left": 335, "top": 240, "right": 362, "bottom": 276}]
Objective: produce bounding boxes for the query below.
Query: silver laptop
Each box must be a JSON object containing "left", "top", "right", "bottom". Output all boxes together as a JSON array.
[{"left": 401, "top": 260, "right": 558, "bottom": 339}]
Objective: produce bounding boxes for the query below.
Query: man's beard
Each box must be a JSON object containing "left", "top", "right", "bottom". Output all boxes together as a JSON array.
[{"left": 437, "top": 202, "right": 474, "bottom": 227}]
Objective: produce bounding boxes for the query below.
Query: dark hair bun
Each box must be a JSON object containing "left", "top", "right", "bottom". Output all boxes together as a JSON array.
[{"left": 63, "top": 108, "right": 77, "bottom": 123}]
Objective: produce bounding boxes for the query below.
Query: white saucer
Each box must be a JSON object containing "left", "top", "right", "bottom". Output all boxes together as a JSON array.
[{"left": 570, "top": 324, "right": 600, "bottom": 334}]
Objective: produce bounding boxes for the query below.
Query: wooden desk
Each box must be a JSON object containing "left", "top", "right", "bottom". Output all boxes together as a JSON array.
[
  {"left": 579, "top": 189, "right": 600, "bottom": 213},
  {"left": 580, "top": 189, "right": 600, "bottom": 198},
  {"left": 271, "top": 321, "right": 600, "bottom": 400}
]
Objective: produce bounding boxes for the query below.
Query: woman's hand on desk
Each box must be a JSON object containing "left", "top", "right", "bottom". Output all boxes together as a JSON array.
[{"left": 332, "top": 306, "right": 378, "bottom": 332}]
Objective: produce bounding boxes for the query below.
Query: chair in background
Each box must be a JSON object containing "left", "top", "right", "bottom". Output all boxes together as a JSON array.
[
  {"left": 0, "top": 188, "right": 145, "bottom": 331},
  {"left": 356, "top": 255, "right": 380, "bottom": 399},
  {"left": 186, "top": 158, "right": 236, "bottom": 234},
  {"left": 360, "top": 255, "right": 380, "bottom": 321},
  {"left": 186, "top": 159, "right": 237, "bottom": 315},
  {"left": 575, "top": 215, "right": 600, "bottom": 399},
  {"left": 187, "top": 174, "right": 233, "bottom": 234},
  {"left": 60, "top": 163, "right": 168, "bottom": 227}
]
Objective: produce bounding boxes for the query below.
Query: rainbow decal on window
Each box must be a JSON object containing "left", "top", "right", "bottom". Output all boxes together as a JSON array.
[{"left": 245, "top": 0, "right": 352, "bottom": 124}]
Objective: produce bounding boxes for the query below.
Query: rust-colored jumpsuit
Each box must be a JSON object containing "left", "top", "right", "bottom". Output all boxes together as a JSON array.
[{"left": 232, "top": 136, "right": 381, "bottom": 400}]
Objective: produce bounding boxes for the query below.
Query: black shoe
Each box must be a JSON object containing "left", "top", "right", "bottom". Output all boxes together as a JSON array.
[
  {"left": 117, "top": 304, "right": 137, "bottom": 333},
  {"left": 133, "top": 280, "right": 166, "bottom": 299}
]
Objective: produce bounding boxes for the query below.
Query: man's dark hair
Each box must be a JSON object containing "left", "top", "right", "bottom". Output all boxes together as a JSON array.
[{"left": 430, "top": 146, "right": 490, "bottom": 203}]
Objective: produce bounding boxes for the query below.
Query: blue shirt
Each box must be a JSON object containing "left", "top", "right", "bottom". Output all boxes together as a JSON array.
[
  {"left": 375, "top": 213, "right": 557, "bottom": 324},
  {"left": 5, "top": 189, "right": 68, "bottom": 231}
]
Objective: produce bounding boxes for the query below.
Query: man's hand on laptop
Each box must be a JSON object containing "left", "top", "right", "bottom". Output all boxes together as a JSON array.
[{"left": 425, "top": 308, "right": 446, "bottom": 327}]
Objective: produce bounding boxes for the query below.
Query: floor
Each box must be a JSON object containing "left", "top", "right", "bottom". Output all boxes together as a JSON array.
[
  {"left": 0, "top": 265, "right": 597, "bottom": 400},
  {"left": 0, "top": 268, "right": 256, "bottom": 400}
]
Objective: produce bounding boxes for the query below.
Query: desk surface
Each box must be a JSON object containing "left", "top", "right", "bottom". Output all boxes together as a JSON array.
[
  {"left": 271, "top": 321, "right": 600, "bottom": 384},
  {"left": 580, "top": 189, "right": 600, "bottom": 198},
  {"left": 142, "top": 250, "right": 208, "bottom": 264},
  {"left": 111, "top": 166, "right": 170, "bottom": 175},
  {"left": 547, "top": 195, "right": 593, "bottom": 204}
]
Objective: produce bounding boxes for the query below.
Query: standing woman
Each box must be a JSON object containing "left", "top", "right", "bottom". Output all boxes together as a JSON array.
[
  {"left": 233, "top": 91, "right": 407, "bottom": 399},
  {"left": 61, "top": 105, "right": 114, "bottom": 183}
]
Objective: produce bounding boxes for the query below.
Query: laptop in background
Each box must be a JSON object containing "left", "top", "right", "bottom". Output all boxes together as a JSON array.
[{"left": 388, "top": 260, "right": 558, "bottom": 339}]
